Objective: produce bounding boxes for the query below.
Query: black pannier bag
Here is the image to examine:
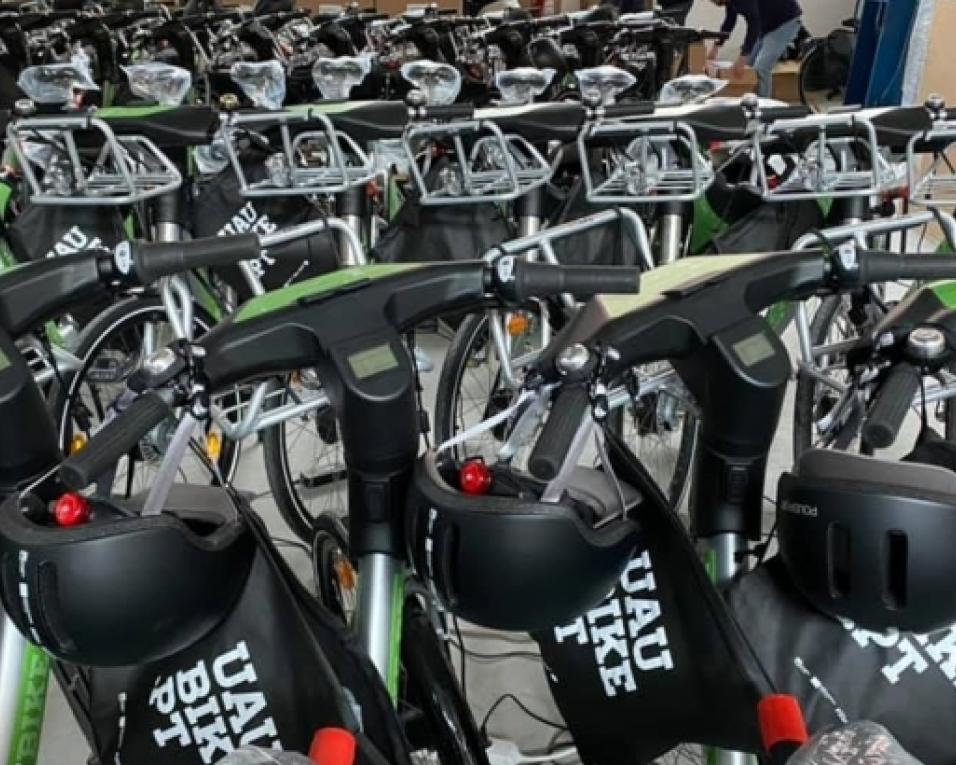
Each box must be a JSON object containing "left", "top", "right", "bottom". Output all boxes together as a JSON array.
[
  {"left": 52, "top": 490, "right": 410, "bottom": 765},
  {"left": 372, "top": 158, "right": 513, "bottom": 264},
  {"left": 532, "top": 431, "right": 773, "bottom": 764},
  {"left": 6, "top": 203, "right": 128, "bottom": 263},
  {"left": 727, "top": 557, "right": 956, "bottom": 765},
  {"left": 707, "top": 198, "right": 826, "bottom": 255},
  {"left": 192, "top": 147, "right": 340, "bottom": 301}
]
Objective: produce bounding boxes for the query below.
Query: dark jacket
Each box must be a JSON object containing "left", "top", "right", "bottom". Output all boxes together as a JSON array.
[{"left": 719, "top": 0, "right": 802, "bottom": 55}]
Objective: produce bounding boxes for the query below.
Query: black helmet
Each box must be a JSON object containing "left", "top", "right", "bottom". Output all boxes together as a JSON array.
[
  {"left": 0, "top": 485, "right": 255, "bottom": 666},
  {"left": 777, "top": 449, "right": 956, "bottom": 633},
  {"left": 406, "top": 452, "right": 640, "bottom": 632}
]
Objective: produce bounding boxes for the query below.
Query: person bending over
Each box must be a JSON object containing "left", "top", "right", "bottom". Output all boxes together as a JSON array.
[{"left": 708, "top": 0, "right": 802, "bottom": 98}]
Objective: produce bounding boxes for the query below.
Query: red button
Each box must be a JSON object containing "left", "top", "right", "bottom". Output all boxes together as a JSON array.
[
  {"left": 309, "top": 728, "right": 356, "bottom": 765},
  {"left": 54, "top": 493, "right": 91, "bottom": 527},
  {"left": 459, "top": 459, "right": 492, "bottom": 495}
]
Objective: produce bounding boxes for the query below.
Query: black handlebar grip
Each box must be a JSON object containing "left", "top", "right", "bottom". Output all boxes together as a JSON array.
[
  {"left": 129, "top": 233, "right": 261, "bottom": 285},
  {"left": 59, "top": 393, "right": 173, "bottom": 491},
  {"left": 510, "top": 261, "right": 640, "bottom": 303},
  {"left": 851, "top": 253, "right": 956, "bottom": 286},
  {"left": 862, "top": 363, "right": 921, "bottom": 450},
  {"left": 760, "top": 105, "right": 812, "bottom": 122},
  {"left": 529, "top": 384, "right": 591, "bottom": 482},
  {"left": 602, "top": 102, "right": 656, "bottom": 119},
  {"left": 419, "top": 104, "right": 475, "bottom": 121}
]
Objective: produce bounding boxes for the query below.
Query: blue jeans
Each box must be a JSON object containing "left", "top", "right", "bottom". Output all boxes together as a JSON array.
[{"left": 749, "top": 17, "right": 802, "bottom": 98}]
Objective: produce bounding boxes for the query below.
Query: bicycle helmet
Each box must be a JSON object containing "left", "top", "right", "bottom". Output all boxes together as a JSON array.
[
  {"left": 0, "top": 484, "right": 255, "bottom": 667},
  {"left": 406, "top": 452, "right": 640, "bottom": 631},
  {"left": 777, "top": 448, "right": 956, "bottom": 633}
]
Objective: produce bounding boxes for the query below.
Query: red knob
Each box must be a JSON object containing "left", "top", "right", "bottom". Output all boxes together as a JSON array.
[
  {"left": 309, "top": 728, "right": 356, "bottom": 765},
  {"left": 459, "top": 459, "right": 492, "bottom": 495},
  {"left": 54, "top": 493, "right": 91, "bottom": 527}
]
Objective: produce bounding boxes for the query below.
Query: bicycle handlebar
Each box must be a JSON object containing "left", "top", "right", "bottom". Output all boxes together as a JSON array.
[
  {"left": 59, "top": 392, "right": 173, "bottom": 491},
  {"left": 862, "top": 362, "right": 921, "bottom": 450},
  {"left": 529, "top": 384, "right": 590, "bottom": 481}
]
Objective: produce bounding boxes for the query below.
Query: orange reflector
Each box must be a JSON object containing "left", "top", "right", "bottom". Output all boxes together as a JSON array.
[
  {"left": 69, "top": 435, "right": 87, "bottom": 454},
  {"left": 507, "top": 313, "right": 530, "bottom": 337},
  {"left": 334, "top": 559, "right": 357, "bottom": 591},
  {"left": 206, "top": 432, "right": 222, "bottom": 462}
]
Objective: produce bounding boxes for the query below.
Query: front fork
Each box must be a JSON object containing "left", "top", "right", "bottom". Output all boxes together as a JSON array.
[{"left": 0, "top": 611, "right": 50, "bottom": 765}]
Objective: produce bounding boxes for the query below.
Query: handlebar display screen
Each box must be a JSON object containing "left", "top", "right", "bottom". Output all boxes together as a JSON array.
[
  {"left": 732, "top": 332, "right": 775, "bottom": 368},
  {"left": 348, "top": 343, "right": 400, "bottom": 380}
]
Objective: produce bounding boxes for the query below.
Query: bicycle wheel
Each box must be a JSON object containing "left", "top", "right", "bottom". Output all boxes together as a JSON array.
[
  {"left": 262, "top": 372, "right": 347, "bottom": 541},
  {"left": 793, "top": 294, "right": 956, "bottom": 456},
  {"left": 50, "top": 296, "right": 241, "bottom": 497},
  {"left": 435, "top": 312, "right": 698, "bottom": 507}
]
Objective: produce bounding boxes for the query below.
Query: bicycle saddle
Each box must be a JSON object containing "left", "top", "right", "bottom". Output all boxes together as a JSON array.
[
  {"left": 575, "top": 65, "right": 636, "bottom": 106},
  {"left": 17, "top": 62, "right": 99, "bottom": 104},
  {"left": 400, "top": 60, "right": 461, "bottom": 105},
  {"left": 312, "top": 55, "right": 371, "bottom": 100},
  {"left": 123, "top": 62, "right": 192, "bottom": 106},
  {"left": 230, "top": 59, "right": 286, "bottom": 109},
  {"left": 495, "top": 67, "right": 554, "bottom": 105},
  {"left": 777, "top": 448, "right": 956, "bottom": 633}
]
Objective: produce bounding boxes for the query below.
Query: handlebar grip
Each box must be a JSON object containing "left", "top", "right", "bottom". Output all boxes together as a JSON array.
[
  {"left": 602, "top": 101, "right": 656, "bottom": 119},
  {"left": 862, "top": 363, "right": 921, "bottom": 450},
  {"left": 129, "top": 233, "right": 260, "bottom": 285},
  {"left": 760, "top": 105, "right": 811, "bottom": 122},
  {"left": 418, "top": 104, "right": 475, "bottom": 121},
  {"left": 529, "top": 384, "right": 590, "bottom": 482},
  {"left": 510, "top": 261, "right": 640, "bottom": 303},
  {"left": 853, "top": 253, "right": 956, "bottom": 285},
  {"left": 59, "top": 393, "right": 173, "bottom": 491}
]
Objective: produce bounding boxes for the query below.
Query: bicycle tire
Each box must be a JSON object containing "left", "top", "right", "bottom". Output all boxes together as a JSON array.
[{"left": 49, "top": 295, "right": 241, "bottom": 494}]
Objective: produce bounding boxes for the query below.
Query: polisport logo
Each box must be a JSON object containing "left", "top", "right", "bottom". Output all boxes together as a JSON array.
[
  {"left": 780, "top": 500, "right": 818, "bottom": 518},
  {"left": 147, "top": 641, "right": 283, "bottom": 764}
]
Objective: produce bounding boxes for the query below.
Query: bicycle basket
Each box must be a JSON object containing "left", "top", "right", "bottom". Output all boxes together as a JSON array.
[
  {"left": 6, "top": 114, "right": 182, "bottom": 206},
  {"left": 908, "top": 120, "right": 956, "bottom": 209},
  {"left": 747, "top": 113, "right": 899, "bottom": 201},
  {"left": 578, "top": 118, "right": 715, "bottom": 204},
  {"left": 219, "top": 108, "right": 375, "bottom": 198},
  {"left": 401, "top": 116, "right": 553, "bottom": 205}
]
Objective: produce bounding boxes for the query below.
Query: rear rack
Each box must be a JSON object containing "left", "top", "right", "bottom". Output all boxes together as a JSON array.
[
  {"left": 577, "top": 118, "right": 714, "bottom": 204},
  {"left": 220, "top": 108, "right": 375, "bottom": 198},
  {"left": 749, "top": 113, "right": 899, "bottom": 201},
  {"left": 7, "top": 114, "right": 181, "bottom": 206},
  {"left": 402, "top": 118, "right": 553, "bottom": 205},
  {"left": 907, "top": 121, "right": 956, "bottom": 209}
]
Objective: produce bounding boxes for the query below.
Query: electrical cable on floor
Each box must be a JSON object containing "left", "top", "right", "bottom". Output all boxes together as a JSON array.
[{"left": 480, "top": 693, "right": 568, "bottom": 738}]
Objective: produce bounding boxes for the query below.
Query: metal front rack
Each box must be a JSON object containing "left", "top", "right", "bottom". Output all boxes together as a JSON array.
[
  {"left": 578, "top": 118, "right": 714, "bottom": 204},
  {"left": 908, "top": 121, "right": 956, "bottom": 209},
  {"left": 220, "top": 108, "right": 376, "bottom": 198},
  {"left": 7, "top": 114, "right": 182, "bottom": 206},
  {"left": 402, "top": 118, "right": 553, "bottom": 206},
  {"left": 749, "top": 113, "right": 898, "bottom": 201}
]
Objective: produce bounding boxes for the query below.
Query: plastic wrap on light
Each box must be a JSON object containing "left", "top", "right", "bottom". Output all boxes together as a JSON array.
[
  {"left": 312, "top": 56, "right": 371, "bottom": 100},
  {"left": 789, "top": 722, "right": 923, "bottom": 765},
  {"left": 230, "top": 60, "right": 286, "bottom": 110},
  {"left": 660, "top": 75, "right": 728, "bottom": 105},
  {"left": 400, "top": 60, "right": 461, "bottom": 105},
  {"left": 123, "top": 63, "right": 192, "bottom": 106},
  {"left": 495, "top": 67, "right": 555, "bottom": 104},
  {"left": 575, "top": 66, "right": 636, "bottom": 106},
  {"left": 17, "top": 61, "right": 99, "bottom": 104}
]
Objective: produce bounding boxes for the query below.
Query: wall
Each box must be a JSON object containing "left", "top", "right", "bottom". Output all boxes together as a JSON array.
[{"left": 685, "top": 0, "right": 858, "bottom": 56}]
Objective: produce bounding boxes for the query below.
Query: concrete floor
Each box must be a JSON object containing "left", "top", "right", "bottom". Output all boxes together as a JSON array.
[{"left": 34, "top": 314, "right": 923, "bottom": 764}]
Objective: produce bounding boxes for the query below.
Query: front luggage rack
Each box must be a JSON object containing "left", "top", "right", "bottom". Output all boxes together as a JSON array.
[
  {"left": 578, "top": 118, "right": 714, "bottom": 204},
  {"left": 908, "top": 121, "right": 956, "bottom": 209},
  {"left": 402, "top": 118, "right": 553, "bottom": 206},
  {"left": 747, "top": 113, "right": 898, "bottom": 201},
  {"left": 220, "top": 108, "right": 376, "bottom": 198},
  {"left": 7, "top": 114, "right": 182, "bottom": 206}
]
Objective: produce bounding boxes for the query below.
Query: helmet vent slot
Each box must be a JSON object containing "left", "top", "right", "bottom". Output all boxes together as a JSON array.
[
  {"left": 883, "top": 531, "right": 908, "bottom": 611},
  {"left": 35, "top": 561, "right": 77, "bottom": 654},
  {"left": 827, "top": 522, "right": 852, "bottom": 600}
]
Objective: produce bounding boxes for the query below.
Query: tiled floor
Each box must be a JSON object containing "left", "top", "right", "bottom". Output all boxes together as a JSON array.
[{"left": 32, "top": 314, "right": 923, "bottom": 763}]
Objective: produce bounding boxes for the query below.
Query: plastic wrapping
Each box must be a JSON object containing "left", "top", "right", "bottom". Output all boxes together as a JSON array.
[
  {"left": 216, "top": 747, "right": 314, "bottom": 764},
  {"left": 123, "top": 63, "right": 192, "bottom": 106},
  {"left": 312, "top": 56, "right": 371, "bottom": 100},
  {"left": 659, "top": 75, "right": 728, "bottom": 105},
  {"left": 400, "top": 60, "right": 461, "bottom": 105},
  {"left": 902, "top": 0, "right": 935, "bottom": 106},
  {"left": 574, "top": 66, "right": 636, "bottom": 106},
  {"left": 495, "top": 67, "right": 555, "bottom": 105},
  {"left": 789, "top": 722, "right": 922, "bottom": 765},
  {"left": 17, "top": 60, "right": 99, "bottom": 104},
  {"left": 231, "top": 60, "right": 286, "bottom": 110}
]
